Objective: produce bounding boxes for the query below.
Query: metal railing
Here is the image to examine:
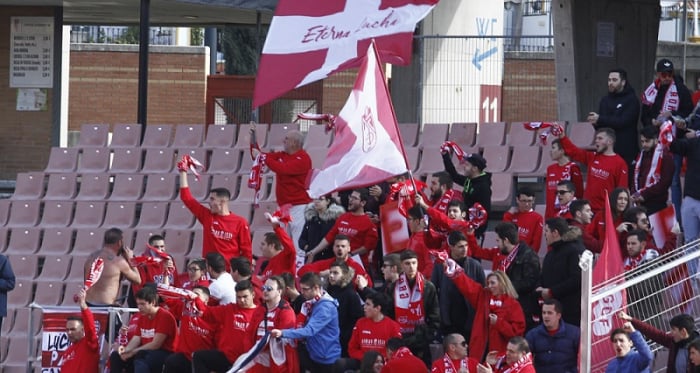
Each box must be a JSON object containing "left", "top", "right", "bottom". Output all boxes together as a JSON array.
[{"left": 70, "top": 26, "right": 175, "bottom": 45}]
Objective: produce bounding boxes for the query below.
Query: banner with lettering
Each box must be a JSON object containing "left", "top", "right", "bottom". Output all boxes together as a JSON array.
[
  {"left": 380, "top": 201, "right": 410, "bottom": 255},
  {"left": 41, "top": 308, "right": 109, "bottom": 372}
]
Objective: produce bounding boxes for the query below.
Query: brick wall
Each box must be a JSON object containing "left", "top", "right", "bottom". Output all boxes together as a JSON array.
[
  {"left": 502, "top": 53, "right": 557, "bottom": 122},
  {"left": 69, "top": 44, "right": 207, "bottom": 131}
]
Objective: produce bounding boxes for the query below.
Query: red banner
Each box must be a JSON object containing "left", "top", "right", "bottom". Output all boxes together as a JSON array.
[
  {"left": 41, "top": 309, "right": 109, "bottom": 371},
  {"left": 380, "top": 201, "right": 410, "bottom": 255}
]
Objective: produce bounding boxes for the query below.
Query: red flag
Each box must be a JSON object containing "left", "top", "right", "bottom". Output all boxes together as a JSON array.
[
  {"left": 253, "top": 0, "right": 438, "bottom": 108},
  {"left": 306, "top": 41, "right": 410, "bottom": 197},
  {"left": 590, "top": 192, "right": 627, "bottom": 372}
]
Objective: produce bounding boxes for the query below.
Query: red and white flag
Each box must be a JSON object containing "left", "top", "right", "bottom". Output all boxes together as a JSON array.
[
  {"left": 306, "top": 42, "right": 410, "bottom": 198},
  {"left": 253, "top": 0, "right": 438, "bottom": 108},
  {"left": 590, "top": 192, "right": 627, "bottom": 373}
]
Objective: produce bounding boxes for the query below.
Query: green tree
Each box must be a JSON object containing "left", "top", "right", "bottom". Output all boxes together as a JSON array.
[
  {"left": 115, "top": 26, "right": 140, "bottom": 44},
  {"left": 191, "top": 27, "right": 204, "bottom": 46}
]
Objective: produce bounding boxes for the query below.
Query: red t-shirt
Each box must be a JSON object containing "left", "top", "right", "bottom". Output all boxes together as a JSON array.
[
  {"left": 202, "top": 303, "right": 258, "bottom": 363},
  {"left": 298, "top": 256, "right": 373, "bottom": 288},
  {"left": 503, "top": 209, "right": 543, "bottom": 251},
  {"left": 137, "top": 307, "right": 178, "bottom": 352},
  {"left": 561, "top": 136, "right": 629, "bottom": 213},
  {"left": 181, "top": 187, "right": 253, "bottom": 263},
  {"left": 348, "top": 316, "right": 402, "bottom": 360},
  {"left": 431, "top": 356, "right": 480, "bottom": 373},
  {"left": 545, "top": 161, "right": 584, "bottom": 219},
  {"left": 264, "top": 149, "right": 313, "bottom": 206},
  {"left": 260, "top": 225, "right": 297, "bottom": 280},
  {"left": 59, "top": 308, "right": 100, "bottom": 373},
  {"left": 324, "top": 212, "right": 378, "bottom": 266},
  {"left": 381, "top": 352, "right": 428, "bottom": 373},
  {"left": 165, "top": 298, "right": 215, "bottom": 359}
]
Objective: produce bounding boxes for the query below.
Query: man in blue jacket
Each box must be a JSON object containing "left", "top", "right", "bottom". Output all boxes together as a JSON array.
[
  {"left": 525, "top": 299, "right": 579, "bottom": 373},
  {"left": 605, "top": 322, "right": 653, "bottom": 373},
  {"left": 271, "top": 272, "right": 340, "bottom": 371}
]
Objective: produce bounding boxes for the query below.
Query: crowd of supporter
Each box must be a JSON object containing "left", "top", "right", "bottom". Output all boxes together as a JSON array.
[{"left": 42, "top": 60, "right": 700, "bottom": 373}]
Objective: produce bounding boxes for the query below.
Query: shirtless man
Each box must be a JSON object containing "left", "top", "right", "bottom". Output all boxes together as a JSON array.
[{"left": 84, "top": 228, "right": 141, "bottom": 306}]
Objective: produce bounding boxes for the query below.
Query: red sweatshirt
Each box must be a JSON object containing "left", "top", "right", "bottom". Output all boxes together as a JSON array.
[
  {"left": 298, "top": 256, "right": 373, "bottom": 288},
  {"left": 503, "top": 209, "right": 543, "bottom": 251},
  {"left": 249, "top": 301, "right": 298, "bottom": 373},
  {"left": 181, "top": 187, "right": 252, "bottom": 263},
  {"left": 545, "top": 162, "right": 584, "bottom": 219},
  {"left": 165, "top": 298, "right": 215, "bottom": 359},
  {"left": 264, "top": 149, "right": 313, "bottom": 206},
  {"left": 324, "top": 212, "right": 378, "bottom": 267},
  {"left": 260, "top": 225, "right": 297, "bottom": 280},
  {"left": 59, "top": 308, "right": 100, "bottom": 373},
  {"left": 202, "top": 303, "right": 258, "bottom": 363},
  {"left": 137, "top": 307, "right": 178, "bottom": 352},
  {"left": 348, "top": 316, "right": 402, "bottom": 360},
  {"left": 560, "top": 136, "right": 629, "bottom": 213}
]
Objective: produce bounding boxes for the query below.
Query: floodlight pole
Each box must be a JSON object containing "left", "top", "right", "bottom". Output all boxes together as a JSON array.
[{"left": 138, "top": 0, "right": 150, "bottom": 141}]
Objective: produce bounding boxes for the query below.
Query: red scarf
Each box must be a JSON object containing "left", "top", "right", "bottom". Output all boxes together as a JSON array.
[
  {"left": 623, "top": 248, "right": 660, "bottom": 271},
  {"left": 394, "top": 273, "right": 425, "bottom": 334},
  {"left": 389, "top": 179, "right": 428, "bottom": 217},
  {"left": 642, "top": 79, "right": 679, "bottom": 112},
  {"left": 634, "top": 143, "right": 664, "bottom": 194},
  {"left": 495, "top": 353, "right": 534, "bottom": 373},
  {"left": 433, "top": 189, "right": 456, "bottom": 215},
  {"left": 248, "top": 143, "right": 267, "bottom": 207},
  {"left": 522, "top": 122, "right": 563, "bottom": 145},
  {"left": 440, "top": 141, "right": 466, "bottom": 161},
  {"left": 498, "top": 245, "right": 519, "bottom": 272},
  {"left": 441, "top": 354, "right": 469, "bottom": 373}
]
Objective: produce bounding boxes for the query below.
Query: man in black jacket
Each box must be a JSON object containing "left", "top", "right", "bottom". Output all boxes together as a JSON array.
[
  {"left": 442, "top": 152, "right": 492, "bottom": 239},
  {"left": 587, "top": 68, "right": 641, "bottom": 167}
]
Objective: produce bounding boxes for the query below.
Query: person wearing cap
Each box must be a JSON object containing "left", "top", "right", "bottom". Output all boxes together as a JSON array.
[
  {"left": 587, "top": 68, "right": 641, "bottom": 167},
  {"left": 641, "top": 58, "right": 693, "bottom": 224},
  {"left": 442, "top": 151, "right": 492, "bottom": 239}
]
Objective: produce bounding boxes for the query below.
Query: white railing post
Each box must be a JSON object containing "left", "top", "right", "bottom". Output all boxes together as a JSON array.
[{"left": 579, "top": 250, "right": 594, "bottom": 373}]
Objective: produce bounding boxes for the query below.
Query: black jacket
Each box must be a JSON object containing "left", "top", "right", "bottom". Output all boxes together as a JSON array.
[
  {"left": 298, "top": 202, "right": 345, "bottom": 260},
  {"left": 505, "top": 243, "right": 542, "bottom": 331},
  {"left": 432, "top": 256, "right": 485, "bottom": 340},
  {"left": 442, "top": 153, "right": 492, "bottom": 238},
  {"left": 326, "top": 282, "right": 363, "bottom": 358},
  {"left": 595, "top": 83, "right": 641, "bottom": 165},
  {"left": 670, "top": 136, "right": 700, "bottom": 200},
  {"left": 539, "top": 229, "right": 585, "bottom": 327}
]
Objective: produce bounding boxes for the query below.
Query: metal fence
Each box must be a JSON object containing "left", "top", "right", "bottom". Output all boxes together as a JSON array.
[{"left": 70, "top": 26, "right": 176, "bottom": 45}]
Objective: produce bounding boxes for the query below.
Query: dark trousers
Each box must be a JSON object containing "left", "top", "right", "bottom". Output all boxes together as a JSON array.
[
  {"left": 163, "top": 352, "right": 192, "bottom": 373},
  {"left": 297, "top": 343, "right": 336, "bottom": 373},
  {"left": 191, "top": 349, "right": 232, "bottom": 373},
  {"left": 109, "top": 349, "right": 171, "bottom": 373}
]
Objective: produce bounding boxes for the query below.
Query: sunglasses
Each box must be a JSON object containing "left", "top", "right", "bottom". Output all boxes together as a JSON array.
[
  {"left": 455, "top": 341, "right": 468, "bottom": 347},
  {"left": 556, "top": 190, "right": 571, "bottom": 195},
  {"left": 261, "top": 285, "right": 276, "bottom": 292}
]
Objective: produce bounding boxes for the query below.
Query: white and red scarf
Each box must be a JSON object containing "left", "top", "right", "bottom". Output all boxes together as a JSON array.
[
  {"left": 495, "top": 352, "right": 534, "bottom": 373},
  {"left": 642, "top": 80, "right": 679, "bottom": 112},
  {"left": 634, "top": 143, "right": 664, "bottom": 194},
  {"left": 433, "top": 189, "right": 456, "bottom": 215},
  {"left": 523, "top": 122, "right": 563, "bottom": 145},
  {"left": 176, "top": 154, "right": 205, "bottom": 181},
  {"left": 440, "top": 141, "right": 466, "bottom": 161},
  {"left": 296, "top": 290, "right": 334, "bottom": 328},
  {"left": 440, "top": 354, "right": 469, "bottom": 373},
  {"left": 394, "top": 272, "right": 425, "bottom": 334},
  {"left": 248, "top": 143, "right": 267, "bottom": 207},
  {"left": 389, "top": 179, "right": 428, "bottom": 217},
  {"left": 623, "top": 248, "right": 660, "bottom": 271},
  {"left": 498, "top": 244, "right": 520, "bottom": 273}
]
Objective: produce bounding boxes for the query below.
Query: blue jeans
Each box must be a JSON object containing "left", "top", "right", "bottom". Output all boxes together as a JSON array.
[
  {"left": 672, "top": 154, "right": 683, "bottom": 223},
  {"left": 682, "top": 196, "right": 700, "bottom": 280}
]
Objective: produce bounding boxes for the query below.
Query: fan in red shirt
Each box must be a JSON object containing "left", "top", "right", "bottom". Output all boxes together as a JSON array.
[
  {"left": 306, "top": 189, "right": 378, "bottom": 269},
  {"left": 477, "top": 337, "right": 536, "bottom": 373},
  {"left": 430, "top": 333, "right": 479, "bottom": 373},
  {"left": 192, "top": 279, "right": 259, "bottom": 373},
  {"left": 381, "top": 338, "right": 428, "bottom": 373},
  {"left": 258, "top": 213, "right": 297, "bottom": 280},
  {"left": 179, "top": 258, "right": 211, "bottom": 290},
  {"left": 503, "top": 186, "right": 544, "bottom": 251},
  {"left": 557, "top": 127, "right": 629, "bottom": 214},
  {"left": 179, "top": 158, "right": 252, "bottom": 265},
  {"left": 248, "top": 276, "right": 299, "bottom": 373},
  {"left": 131, "top": 235, "right": 180, "bottom": 295},
  {"left": 544, "top": 139, "right": 584, "bottom": 219},
  {"left": 59, "top": 288, "right": 100, "bottom": 373},
  {"left": 345, "top": 292, "right": 402, "bottom": 370},
  {"left": 299, "top": 234, "right": 373, "bottom": 288},
  {"left": 230, "top": 257, "right": 264, "bottom": 305},
  {"left": 109, "top": 286, "right": 178, "bottom": 373},
  {"left": 406, "top": 205, "right": 435, "bottom": 277},
  {"left": 414, "top": 195, "right": 472, "bottom": 251}
]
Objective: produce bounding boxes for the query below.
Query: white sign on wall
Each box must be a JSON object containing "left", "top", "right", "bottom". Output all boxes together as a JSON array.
[{"left": 10, "top": 16, "right": 54, "bottom": 88}]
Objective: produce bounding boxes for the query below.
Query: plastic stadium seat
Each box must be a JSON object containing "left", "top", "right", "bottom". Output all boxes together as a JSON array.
[
  {"left": 265, "top": 176, "right": 276, "bottom": 202},
  {"left": 141, "top": 175, "right": 178, "bottom": 201},
  {"left": 61, "top": 280, "right": 87, "bottom": 305},
  {"left": 210, "top": 175, "right": 238, "bottom": 198},
  {"left": 109, "top": 174, "right": 145, "bottom": 201},
  {"left": 235, "top": 123, "right": 266, "bottom": 150},
  {"left": 1, "top": 309, "right": 14, "bottom": 335},
  {"left": 178, "top": 148, "right": 208, "bottom": 168},
  {"left": 399, "top": 123, "right": 419, "bottom": 147},
  {"left": 449, "top": 122, "right": 477, "bottom": 147},
  {"left": 8, "top": 255, "right": 39, "bottom": 280},
  {"left": 44, "top": 147, "right": 79, "bottom": 173},
  {"left": 78, "top": 148, "right": 111, "bottom": 173},
  {"left": 476, "top": 122, "right": 507, "bottom": 148},
  {"left": 72, "top": 229, "right": 106, "bottom": 255},
  {"left": 165, "top": 202, "right": 196, "bottom": 229},
  {"left": 183, "top": 174, "right": 211, "bottom": 202},
  {"left": 208, "top": 149, "right": 241, "bottom": 174},
  {"left": 304, "top": 124, "right": 332, "bottom": 148},
  {"left": 418, "top": 123, "right": 449, "bottom": 149},
  {"left": 38, "top": 228, "right": 74, "bottom": 255},
  {"left": 6, "top": 280, "right": 32, "bottom": 307},
  {"left": 43, "top": 174, "right": 78, "bottom": 200},
  {"left": 163, "top": 229, "right": 193, "bottom": 257},
  {"left": 482, "top": 146, "right": 512, "bottom": 173},
  {"left": 141, "top": 124, "right": 174, "bottom": 148},
  {"left": 568, "top": 122, "right": 596, "bottom": 148},
  {"left": 0, "top": 199, "right": 10, "bottom": 226},
  {"left": 75, "top": 173, "right": 111, "bottom": 201},
  {"left": 250, "top": 201, "right": 279, "bottom": 232},
  {"left": 5, "top": 228, "right": 41, "bottom": 255},
  {"left": 121, "top": 228, "right": 136, "bottom": 249},
  {"left": 39, "top": 255, "right": 71, "bottom": 281},
  {"left": 64, "top": 255, "right": 89, "bottom": 282},
  {"left": 11, "top": 172, "right": 45, "bottom": 200},
  {"left": 133, "top": 229, "right": 165, "bottom": 249},
  {"left": 110, "top": 124, "right": 142, "bottom": 148},
  {"left": 137, "top": 202, "right": 168, "bottom": 229},
  {"left": 2, "top": 335, "right": 31, "bottom": 366},
  {"left": 6, "top": 307, "right": 42, "bottom": 336},
  {"left": 191, "top": 229, "right": 204, "bottom": 256},
  {"left": 71, "top": 201, "right": 106, "bottom": 228},
  {"left": 235, "top": 177, "right": 261, "bottom": 202},
  {"left": 77, "top": 124, "right": 110, "bottom": 148},
  {"left": 102, "top": 202, "right": 137, "bottom": 228},
  {"left": 5, "top": 201, "right": 41, "bottom": 227},
  {"left": 251, "top": 231, "right": 266, "bottom": 258},
  {"left": 41, "top": 201, "right": 74, "bottom": 228},
  {"left": 490, "top": 173, "right": 515, "bottom": 208},
  {"left": 172, "top": 124, "right": 205, "bottom": 148},
  {"left": 229, "top": 201, "right": 252, "bottom": 222},
  {"left": 506, "top": 122, "right": 537, "bottom": 146},
  {"left": 507, "top": 146, "right": 541, "bottom": 174},
  {"left": 266, "top": 123, "right": 300, "bottom": 149},
  {"left": 33, "top": 281, "right": 64, "bottom": 306},
  {"left": 415, "top": 146, "right": 446, "bottom": 177},
  {"left": 306, "top": 147, "right": 328, "bottom": 169},
  {"left": 141, "top": 148, "right": 176, "bottom": 174},
  {"left": 238, "top": 151, "right": 257, "bottom": 175},
  {"left": 204, "top": 124, "right": 237, "bottom": 148},
  {"left": 110, "top": 148, "right": 143, "bottom": 173}
]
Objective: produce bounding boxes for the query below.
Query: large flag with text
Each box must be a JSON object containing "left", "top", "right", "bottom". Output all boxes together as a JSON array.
[
  {"left": 253, "top": 0, "right": 438, "bottom": 108},
  {"left": 306, "top": 42, "right": 409, "bottom": 198},
  {"left": 590, "top": 193, "right": 627, "bottom": 373}
]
